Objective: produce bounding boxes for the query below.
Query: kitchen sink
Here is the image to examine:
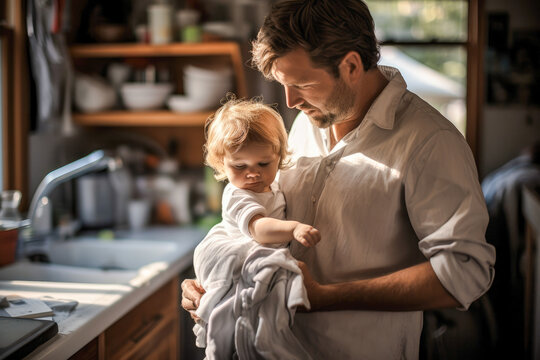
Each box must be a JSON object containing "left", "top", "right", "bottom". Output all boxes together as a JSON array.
[
  {"left": 46, "top": 238, "right": 181, "bottom": 271},
  {"left": 0, "top": 227, "right": 205, "bottom": 284},
  {"left": 0, "top": 261, "right": 137, "bottom": 284}
]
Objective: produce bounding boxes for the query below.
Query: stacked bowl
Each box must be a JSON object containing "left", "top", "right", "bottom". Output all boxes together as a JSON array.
[{"left": 168, "top": 65, "right": 233, "bottom": 112}]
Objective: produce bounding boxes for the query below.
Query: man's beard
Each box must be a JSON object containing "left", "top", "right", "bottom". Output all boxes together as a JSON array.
[{"left": 304, "top": 78, "right": 355, "bottom": 129}]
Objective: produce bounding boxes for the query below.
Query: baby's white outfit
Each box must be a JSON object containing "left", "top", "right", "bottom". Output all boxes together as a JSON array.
[{"left": 193, "top": 182, "right": 311, "bottom": 359}]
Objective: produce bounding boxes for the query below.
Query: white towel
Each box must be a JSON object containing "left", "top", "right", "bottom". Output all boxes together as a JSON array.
[
  {"left": 193, "top": 222, "right": 255, "bottom": 348},
  {"left": 233, "top": 246, "right": 312, "bottom": 360},
  {"left": 194, "top": 225, "right": 311, "bottom": 359}
]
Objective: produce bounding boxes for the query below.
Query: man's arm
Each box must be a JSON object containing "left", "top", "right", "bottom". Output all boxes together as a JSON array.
[
  {"left": 298, "top": 261, "right": 460, "bottom": 311},
  {"left": 181, "top": 261, "right": 459, "bottom": 317},
  {"left": 249, "top": 215, "right": 320, "bottom": 247}
]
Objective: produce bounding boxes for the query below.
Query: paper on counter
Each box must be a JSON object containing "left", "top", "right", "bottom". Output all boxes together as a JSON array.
[{"left": 3, "top": 296, "right": 54, "bottom": 318}]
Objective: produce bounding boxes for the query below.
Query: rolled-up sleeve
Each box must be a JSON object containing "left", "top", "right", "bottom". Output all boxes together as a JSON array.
[{"left": 405, "top": 130, "right": 496, "bottom": 310}]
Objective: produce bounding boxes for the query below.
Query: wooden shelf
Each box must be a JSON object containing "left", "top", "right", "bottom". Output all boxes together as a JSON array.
[
  {"left": 70, "top": 41, "right": 242, "bottom": 58},
  {"left": 73, "top": 110, "right": 213, "bottom": 127},
  {"left": 70, "top": 41, "right": 248, "bottom": 100}
]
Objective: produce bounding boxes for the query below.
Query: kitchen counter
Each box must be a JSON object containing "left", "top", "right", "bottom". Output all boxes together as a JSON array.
[{"left": 0, "top": 226, "right": 206, "bottom": 359}]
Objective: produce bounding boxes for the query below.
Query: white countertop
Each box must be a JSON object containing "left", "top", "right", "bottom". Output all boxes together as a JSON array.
[{"left": 0, "top": 226, "right": 206, "bottom": 359}]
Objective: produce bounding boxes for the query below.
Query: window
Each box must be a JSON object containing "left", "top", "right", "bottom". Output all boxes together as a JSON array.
[{"left": 366, "top": 0, "right": 479, "bottom": 152}]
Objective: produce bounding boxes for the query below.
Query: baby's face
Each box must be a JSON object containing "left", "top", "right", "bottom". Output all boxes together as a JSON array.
[{"left": 223, "top": 142, "right": 280, "bottom": 193}]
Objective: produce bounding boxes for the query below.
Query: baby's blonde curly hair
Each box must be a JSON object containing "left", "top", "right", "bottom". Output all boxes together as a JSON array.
[{"left": 204, "top": 95, "right": 291, "bottom": 181}]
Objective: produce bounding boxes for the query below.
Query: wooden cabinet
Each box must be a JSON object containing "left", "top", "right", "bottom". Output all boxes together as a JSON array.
[
  {"left": 69, "top": 42, "right": 247, "bottom": 166},
  {"left": 71, "top": 278, "right": 181, "bottom": 360}
]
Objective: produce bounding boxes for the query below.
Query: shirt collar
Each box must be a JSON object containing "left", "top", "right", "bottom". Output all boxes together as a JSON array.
[
  {"left": 315, "top": 65, "right": 407, "bottom": 149},
  {"left": 363, "top": 65, "right": 408, "bottom": 130}
]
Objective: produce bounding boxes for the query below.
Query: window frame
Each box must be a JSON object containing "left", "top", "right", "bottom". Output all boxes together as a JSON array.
[
  {"left": 1, "top": 0, "right": 28, "bottom": 204},
  {"left": 0, "top": 24, "right": 14, "bottom": 190},
  {"left": 375, "top": 0, "right": 483, "bottom": 162}
]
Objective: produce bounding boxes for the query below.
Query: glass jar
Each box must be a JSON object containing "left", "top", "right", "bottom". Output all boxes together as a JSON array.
[{"left": 0, "top": 190, "right": 22, "bottom": 222}]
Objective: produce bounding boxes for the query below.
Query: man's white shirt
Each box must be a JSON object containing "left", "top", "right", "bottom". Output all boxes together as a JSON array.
[{"left": 279, "top": 66, "right": 495, "bottom": 360}]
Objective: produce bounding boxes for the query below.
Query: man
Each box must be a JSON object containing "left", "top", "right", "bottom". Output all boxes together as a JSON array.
[{"left": 182, "top": 0, "right": 496, "bottom": 358}]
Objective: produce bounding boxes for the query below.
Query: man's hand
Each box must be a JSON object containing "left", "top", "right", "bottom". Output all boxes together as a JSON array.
[
  {"left": 293, "top": 223, "right": 321, "bottom": 247},
  {"left": 297, "top": 261, "right": 327, "bottom": 311},
  {"left": 181, "top": 279, "right": 205, "bottom": 321}
]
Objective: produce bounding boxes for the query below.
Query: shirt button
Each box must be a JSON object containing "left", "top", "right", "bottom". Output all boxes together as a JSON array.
[{"left": 311, "top": 196, "right": 316, "bottom": 204}]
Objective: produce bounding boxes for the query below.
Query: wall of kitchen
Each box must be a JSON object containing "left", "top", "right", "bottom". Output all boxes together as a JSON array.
[{"left": 479, "top": 0, "right": 540, "bottom": 178}]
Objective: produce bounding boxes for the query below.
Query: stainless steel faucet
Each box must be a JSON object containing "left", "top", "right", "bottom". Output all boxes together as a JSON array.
[{"left": 28, "top": 150, "right": 118, "bottom": 234}]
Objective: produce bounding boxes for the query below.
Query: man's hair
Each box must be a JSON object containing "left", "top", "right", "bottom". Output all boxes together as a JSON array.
[
  {"left": 204, "top": 96, "right": 291, "bottom": 181},
  {"left": 252, "top": 0, "right": 380, "bottom": 79}
]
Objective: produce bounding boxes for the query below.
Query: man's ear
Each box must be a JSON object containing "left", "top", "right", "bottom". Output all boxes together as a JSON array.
[{"left": 339, "top": 51, "right": 364, "bottom": 83}]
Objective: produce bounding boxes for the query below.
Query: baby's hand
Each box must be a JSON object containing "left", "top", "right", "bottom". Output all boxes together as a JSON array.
[{"left": 293, "top": 223, "right": 321, "bottom": 247}]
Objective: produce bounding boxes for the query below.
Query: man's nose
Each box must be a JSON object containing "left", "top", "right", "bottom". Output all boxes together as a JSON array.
[{"left": 284, "top": 86, "right": 302, "bottom": 109}]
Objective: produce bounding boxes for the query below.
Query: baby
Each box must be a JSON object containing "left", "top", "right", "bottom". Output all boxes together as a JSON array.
[
  {"left": 204, "top": 97, "right": 320, "bottom": 248},
  {"left": 192, "top": 97, "right": 320, "bottom": 358}
]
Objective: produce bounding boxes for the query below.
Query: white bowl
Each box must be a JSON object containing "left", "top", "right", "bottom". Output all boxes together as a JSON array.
[
  {"left": 120, "top": 83, "right": 174, "bottom": 110},
  {"left": 184, "top": 78, "right": 231, "bottom": 108},
  {"left": 74, "top": 74, "right": 117, "bottom": 113},
  {"left": 167, "top": 95, "right": 211, "bottom": 112},
  {"left": 183, "top": 65, "right": 232, "bottom": 108}
]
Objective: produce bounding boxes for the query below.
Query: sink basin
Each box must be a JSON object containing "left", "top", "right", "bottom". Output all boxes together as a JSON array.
[
  {"left": 47, "top": 238, "right": 180, "bottom": 270},
  {"left": 0, "top": 227, "right": 205, "bottom": 284},
  {"left": 0, "top": 238, "right": 183, "bottom": 284},
  {"left": 0, "top": 262, "right": 137, "bottom": 284}
]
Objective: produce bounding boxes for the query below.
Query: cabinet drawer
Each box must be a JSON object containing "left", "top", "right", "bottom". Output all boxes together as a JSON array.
[
  {"left": 104, "top": 279, "right": 179, "bottom": 359},
  {"left": 69, "top": 337, "right": 99, "bottom": 360},
  {"left": 120, "top": 318, "right": 177, "bottom": 360}
]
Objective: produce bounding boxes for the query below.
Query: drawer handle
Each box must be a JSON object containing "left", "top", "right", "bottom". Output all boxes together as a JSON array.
[{"left": 131, "top": 314, "right": 163, "bottom": 343}]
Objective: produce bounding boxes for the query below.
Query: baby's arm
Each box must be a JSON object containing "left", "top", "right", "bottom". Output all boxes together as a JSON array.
[{"left": 248, "top": 214, "right": 321, "bottom": 247}]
